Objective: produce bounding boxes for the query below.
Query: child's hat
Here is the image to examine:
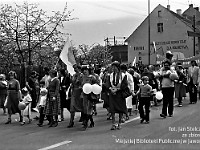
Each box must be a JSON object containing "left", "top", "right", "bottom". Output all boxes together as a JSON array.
[
  {"left": 40, "top": 88, "right": 47, "bottom": 93},
  {"left": 21, "top": 87, "right": 28, "bottom": 93}
]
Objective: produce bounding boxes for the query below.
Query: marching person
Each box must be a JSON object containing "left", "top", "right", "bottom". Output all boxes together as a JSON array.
[
  {"left": 0, "top": 74, "right": 7, "bottom": 114},
  {"left": 101, "top": 65, "right": 112, "bottom": 120},
  {"left": 58, "top": 69, "right": 71, "bottom": 121},
  {"left": 105, "top": 61, "right": 129, "bottom": 130},
  {"left": 37, "top": 81, "right": 48, "bottom": 127},
  {"left": 20, "top": 87, "right": 32, "bottom": 125},
  {"left": 174, "top": 64, "right": 187, "bottom": 107},
  {"left": 45, "top": 69, "right": 60, "bottom": 127},
  {"left": 5, "top": 71, "right": 23, "bottom": 124},
  {"left": 120, "top": 64, "right": 134, "bottom": 119},
  {"left": 67, "top": 64, "right": 83, "bottom": 128},
  {"left": 136, "top": 76, "right": 152, "bottom": 124},
  {"left": 160, "top": 60, "right": 178, "bottom": 118},
  {"left": 188, "top": 60, "right": 199, "bottom": 104},
  {"left": 26, "top": 71, "right": 37, "bottom": 110},
  {"left": 141, "top": 65, "right": 158, "bottom": 106},
  {"left": 81, "top": 66, "right": 98, "bottom": 130}
]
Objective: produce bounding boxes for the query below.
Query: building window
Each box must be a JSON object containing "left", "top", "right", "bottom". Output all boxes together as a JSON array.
[
  {"left": 139, "top": 57, "right": 142, "bottom": 60},
  {"left": 158, "top": 10, "right": 161, "bottom": 17},
  {"left": 157, "top": 23, "right": 163, "bottom": 33}
]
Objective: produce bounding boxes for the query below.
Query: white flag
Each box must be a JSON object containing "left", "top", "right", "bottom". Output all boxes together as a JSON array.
[
  {"left": 60, "top": 40, "right": 76, "bottom": 76},
  {"left": 132, "top": 56, "right": 136, "bottom": 66},
  {"left": 153, "top": 41, "right": 156, "bottom": 53}
]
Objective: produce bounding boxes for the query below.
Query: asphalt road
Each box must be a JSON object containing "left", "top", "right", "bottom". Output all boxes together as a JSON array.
[{"left": 0, "top": 96, "right": 200, "bottom": 150}]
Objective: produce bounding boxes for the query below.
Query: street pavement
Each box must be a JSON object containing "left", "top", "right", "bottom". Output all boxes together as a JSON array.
[{"left": 0, "top": 96, "right": 200, "bottom": 150}]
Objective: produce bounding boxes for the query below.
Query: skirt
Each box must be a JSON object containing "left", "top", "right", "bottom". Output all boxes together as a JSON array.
[
  {"left": 70, "top": 88, "right": 83, "bottom": 112},
  {"left": 109, "top": 91, "right": 127, "bottom": 114},
  {"left": 45, "top": 92, "right": 61, "bottom": 116}
]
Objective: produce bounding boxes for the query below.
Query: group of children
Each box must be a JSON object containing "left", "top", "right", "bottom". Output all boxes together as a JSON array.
[{"left": 20, "top": 81, "right": 47, "bottom": 125}]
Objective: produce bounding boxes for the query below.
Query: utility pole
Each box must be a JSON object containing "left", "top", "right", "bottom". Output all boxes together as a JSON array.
[
  {"left": 148, "top": 0, "right": 151, "bottom": 65},
  {"left": 193, "top": 15, "right": 195, "bottom": 56}
]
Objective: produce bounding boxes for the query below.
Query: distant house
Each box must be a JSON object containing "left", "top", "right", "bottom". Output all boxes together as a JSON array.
[
  {"left": 125, "top": 4, "right": 200, "bottom": 65},
  {"left": 105, "top": 36, "right": 128, "bottom": 63}
]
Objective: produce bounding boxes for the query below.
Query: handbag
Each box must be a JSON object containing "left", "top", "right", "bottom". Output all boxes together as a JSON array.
[
  {"left": 121, "top": 87, "right": 132, "bottom": 99},
  {"left": 88, "top": 93, "right": 100, "bottom": 103}
]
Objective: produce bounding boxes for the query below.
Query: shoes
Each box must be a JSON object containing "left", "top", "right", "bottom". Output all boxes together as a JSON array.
[
  {"left": 37, "top": 123, "right": 43, "bottom": 127},
  {"left": 48, "top": 122, "right": 54, "bottom": 127},
  {"left": 160, "top": 114, "right": 166, "bottom": 118},
  {"left": 89, "top": 122, "right": 94, "bottom": 128},
  {"left": 67, "top": 122, "right": 74, "bottom": 128},
  {"left": 140, "top": 118, "right": 145, "bottom": 123},
  {"left": 178, "top": 104, "right": 182, "bottom": 107},
  {"left": 5, "top": 119, "right": 11, "bottom": 124},
  {"left": 168, "top": 115, "right": 173, "bottom": 117},
  {"left": 110, "top": 124, "right": 117, "bottom": 130},
  {"left": 121, "top": 118, "right": 125, "bottom": 123},
  {"left": 116, "top": 124, "right": 121, "bottom": 130},
  {"left": 145, "top": 121, "right": 150, "bottom": 124},
  {"left": 52, "top": 122, "right": 58, "bottom": 127},
  {"left": 28, "top": 119, "right": 32, "bottom": 124},
  {"left": 82, "top": 122, "right": 88, "bottom": 130},
  {"left": 107, "top": 117, "right": 112, "bottom": 120},
  {"left": 61, "top": 118, "right": 64, "bottom": 121},
  {"left": 125, "top": 116, "right": 129, "bottom": 121},
  {"left": 20, "top": 121, "right": 25, "bottom": 126}
]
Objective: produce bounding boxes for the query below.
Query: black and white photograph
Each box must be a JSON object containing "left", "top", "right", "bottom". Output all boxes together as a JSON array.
[{"left": 0, "top": 0, "right": 200, "bottom": 149}]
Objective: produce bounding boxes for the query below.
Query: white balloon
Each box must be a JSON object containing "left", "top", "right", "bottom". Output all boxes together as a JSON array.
[
  {"left": 92, "top": 84, "right": 102, "bottom": 95},
  {"left": 155, "top": 91, "right": 163, "bottom": 100},
  {"left": 83, "top": 83, "right": 92, "bottom": 94}
]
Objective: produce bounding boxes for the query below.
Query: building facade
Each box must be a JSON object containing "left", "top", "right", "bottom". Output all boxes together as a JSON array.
[{"left": 126, "top": 4, "right": 200, "bottom": 65}]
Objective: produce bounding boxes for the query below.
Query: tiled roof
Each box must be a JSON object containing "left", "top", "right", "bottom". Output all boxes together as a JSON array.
[{"left": 167, "top": 8, "right": 200, "bottom": 32}]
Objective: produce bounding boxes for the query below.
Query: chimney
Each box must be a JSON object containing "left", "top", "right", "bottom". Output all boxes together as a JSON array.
[
  {"left": 167, "top": 5, "right": 170, "bottom": 10},
  {"left": 176, "top": 9, "right": 182, "bottom": 15},
  {"left": 189, "top": 4, "right": 193, "bottom": 8},
  {"left": 194, "top": 7, "right": 199, "bottom": 11}
]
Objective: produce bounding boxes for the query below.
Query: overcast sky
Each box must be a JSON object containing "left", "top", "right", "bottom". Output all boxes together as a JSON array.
[{"left": 1, "top": 0, "right": 200, "bottom": 46}]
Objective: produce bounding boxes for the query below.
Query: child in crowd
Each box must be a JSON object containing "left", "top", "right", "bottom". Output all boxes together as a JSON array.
[
  {"left": 21, "top": 87, "right": 32, "bottom": 125},
  {"left": 136, "top": 76, "right": 153, "bottom": 124},
  {"left": 37, "top": 81, "right": 48, "bottom": 127}
]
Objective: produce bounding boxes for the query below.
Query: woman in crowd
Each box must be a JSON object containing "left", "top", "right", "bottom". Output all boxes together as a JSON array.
[
  {"left": 67, "top": 64, "right": 83, "bottom": 128},
  {"left": 81, "top": 66, "right": 98, "bottom": 129},
  {"left": 174, "top": 64, "right": 187, "bottom": 107},
  {"left": 105, "top": 61, "right": 129, "bottom": 130},
  {"left": 188, "top": 60, "right": 199, "bottom": 104},
  {"left": 58, "top": 69, "right": 71, "bottom": 121},
  {"left": 101, "top": 66, "right": 112, "bottom": 120},
  {"left": 120, "top": 64, "right": 134, "bottom": 120},
  {"left": 26, "top": 71, "right": 37, "bottom": 110},
  {"left": 5, "top": 71, "right": 23, "bottom": 124},
  {"left": 0, "top": 74, "right": 7, "bottom": 114},
  {"left": 45, "top": 69, "right": 60, "bottom": 127}
]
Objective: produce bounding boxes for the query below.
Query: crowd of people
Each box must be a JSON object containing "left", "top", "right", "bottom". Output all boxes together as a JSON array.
[{"left": 0, "top": 51, "right": 199, "bottom": 130}]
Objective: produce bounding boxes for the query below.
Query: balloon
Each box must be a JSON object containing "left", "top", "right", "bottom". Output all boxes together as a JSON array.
[
  {"left": 91, "top": 84, "right": 102, "bottom": 95},
  {"left": 83, "top": 83, "right": 92, "bottom": 94},
  {"left": 18, "top": 102, "right": 26, "bottom": 110},
  {"left": 155, "top": 91, "right": 163, "bottom": 100},
  {"left": 170, "top": 73, "right": 179, "bottom": 80}
]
